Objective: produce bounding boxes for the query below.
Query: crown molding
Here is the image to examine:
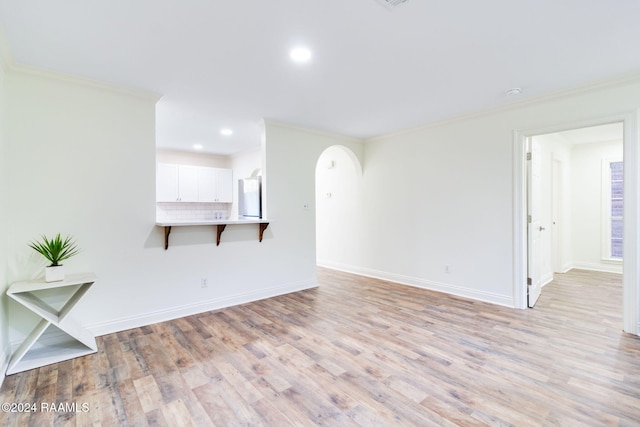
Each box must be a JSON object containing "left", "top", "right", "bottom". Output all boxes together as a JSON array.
[
  {"left": 10, "top": 62, "right": 162, "bottom": 103},
  {"left": 367, "top": 72, "right": 640, "bottom": 142},
  {"left": 263, "top": 119, "right": 363, "bottom": 144},
  {"left": 0, "top": 29, "right": 14, "bottom": 74},
  {"left": 0, "top": 30, "right": 160, "bottom": 102}
]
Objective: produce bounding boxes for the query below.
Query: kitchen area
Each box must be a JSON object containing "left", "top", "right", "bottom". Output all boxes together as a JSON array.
[{"left": 155, "top": 148, "right": 268, "bottom": 249}]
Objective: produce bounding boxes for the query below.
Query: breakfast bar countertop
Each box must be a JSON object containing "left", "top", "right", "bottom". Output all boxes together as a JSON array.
[
  {"left": 155, "top": 218, "right": 268, "bottom": 227},
  {"left": 156, "top": 218, "right": 270, "bottom": 248}
]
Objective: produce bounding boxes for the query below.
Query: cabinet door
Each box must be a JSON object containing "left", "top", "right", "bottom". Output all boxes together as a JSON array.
[
  {"left": 215, "top": 168, "right": 233, "bottom": 203},
  {"left": 157, "top": 164, "right": 179, "bottom": 202},
  {"left": 178, "top": 165, "right": 199, "bottom": 202},
  {"left": 197, "top": 167, "right": 216, "bottom": 202}
]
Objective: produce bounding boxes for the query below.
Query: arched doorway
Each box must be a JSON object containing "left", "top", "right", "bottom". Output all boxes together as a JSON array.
[{"left": 315, "top": 145, "right": 363, "bottom": 270}]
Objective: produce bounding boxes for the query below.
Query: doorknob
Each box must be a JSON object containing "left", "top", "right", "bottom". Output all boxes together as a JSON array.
[{"left": 539, "top": 226, "right": 546, "bottom": 231}]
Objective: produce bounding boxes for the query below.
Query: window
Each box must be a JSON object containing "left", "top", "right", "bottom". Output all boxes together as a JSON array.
[{"left": 610, "top": 161, "right": 623, "bottom": 259}]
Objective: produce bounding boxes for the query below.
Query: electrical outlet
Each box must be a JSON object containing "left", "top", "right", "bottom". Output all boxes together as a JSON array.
[{"left": 201, "top": 278, "right": 208, "bottom": 288}]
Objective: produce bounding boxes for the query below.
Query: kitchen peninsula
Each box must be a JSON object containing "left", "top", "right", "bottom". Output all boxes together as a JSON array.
[{"left": 157, "top": 218, "right": 269, "bottom": 249}]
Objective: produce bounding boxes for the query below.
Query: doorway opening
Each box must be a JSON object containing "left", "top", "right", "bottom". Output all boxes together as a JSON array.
[
  {"left": 526, "top": 123, "right": 623, "bottom": 307},
  {"left": 514, "top": 112, "right": 639, "bottom": 335}
]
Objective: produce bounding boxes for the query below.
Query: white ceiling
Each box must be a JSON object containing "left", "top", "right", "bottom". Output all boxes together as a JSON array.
[{"left": 1, "top": 1, "right": 639, "bottom": 155}]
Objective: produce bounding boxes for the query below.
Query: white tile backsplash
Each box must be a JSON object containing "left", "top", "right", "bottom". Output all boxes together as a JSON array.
[{"left": 156, "top": 202, "right": 230, "bottom": 222}]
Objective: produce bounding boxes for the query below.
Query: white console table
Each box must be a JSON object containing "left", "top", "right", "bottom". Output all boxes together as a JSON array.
[{"left": 6, "top": 273, "right": 97, "bottom": 375}]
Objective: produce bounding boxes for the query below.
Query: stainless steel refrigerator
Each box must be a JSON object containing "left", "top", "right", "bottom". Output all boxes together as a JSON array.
[{"left": 238, "top": 176, "right": 262, "bottom": 218}]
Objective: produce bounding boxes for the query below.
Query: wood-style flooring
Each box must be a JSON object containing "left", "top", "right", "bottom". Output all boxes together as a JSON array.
[{"left": 1, "top": 268, "right": 639, "bottom": 426}]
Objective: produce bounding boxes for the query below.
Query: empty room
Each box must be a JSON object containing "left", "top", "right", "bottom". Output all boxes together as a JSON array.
[{"left": 0, "top": 1, "right": 639, "bottom": 425}]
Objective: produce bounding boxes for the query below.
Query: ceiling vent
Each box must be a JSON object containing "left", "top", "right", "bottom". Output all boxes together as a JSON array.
[{"left": 377, "top": 0, "right": 409, "bottom": 10}]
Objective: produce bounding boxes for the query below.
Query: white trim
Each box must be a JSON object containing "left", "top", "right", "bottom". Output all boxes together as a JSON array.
[
  {"left": 541, "top": 273, "right": 554, "bottom": 288},
  {"left": 0, "top": 28, "right": 14, "bottom": 72},
  {"left": 318, "top": 260, "right": 514, "bottom": 307},
  {"left": 561, "top": 263, "right": 573, "bottom": 274},
  {"left": 87, "top": 279, "right": 317, "bottom": 337},
  {"left": 622, "top": 111, "right": 640, "bottom": 335},
  {"left": 368, "top": 73, "right": 640, "bottom": 142},
  {"left": 9, "top": 62, "right": 161, "bottom": 103},
  {"left": 513, "top": 129, "right": 528, "bottom": 309},
  {"left": 571, "top": 262, "right": 623, "bottom": 274},
  {"left": 513, "top": 111, "right": 639, "bottom": 335},
  {"left": 264, "top": 119, "right": 363, "bottom": 144}
]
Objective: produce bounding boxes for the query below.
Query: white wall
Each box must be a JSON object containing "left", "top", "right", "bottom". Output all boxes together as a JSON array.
[
  {"left": 5, "top": 68, "right": 159, "bottom": 340},
  {"left": 353, "top": 118, "right": 514, "bottom": 305},
  {"left": 330, "top": 78, "right": 640, "bottom": 309},
  {"left": 554, "top": 142, "right": 573, "bottom": 274},
  {"left": 572, "top": 140, "right": 623, "bottom": 273},
  {"left": 263, "top": 121, "right": 364, "bottom": 289}
]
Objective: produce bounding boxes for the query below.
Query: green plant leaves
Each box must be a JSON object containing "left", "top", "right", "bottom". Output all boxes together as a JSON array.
[{"left": 29, "top": 233, "right": 80, "bottom": 267}]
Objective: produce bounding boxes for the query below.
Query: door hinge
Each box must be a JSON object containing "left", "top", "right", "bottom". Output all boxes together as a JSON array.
[
  {"left": 527, "top": 277, "right": 532, "bottom": 286},
  {"left": 528, "top": 214, "right": 532, "bottom": 223},
  {"left": 526, "top": 152, "right": 532, "bottom": 161}
]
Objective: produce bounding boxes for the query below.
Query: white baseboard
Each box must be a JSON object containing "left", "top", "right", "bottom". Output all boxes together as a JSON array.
[
  {"left": 87, "top": 279, "right": 318, "bottom": 337},
  {"left": 541, "top": 273, "right": 554, "bottom": 287},
  {"left": 561, "top": 263, "right": 573, "bottom": 273},
  {"left": 318, "top": 260, "right": 514, "bottom": 307},
  {"left": 570, "top": 262, "right": 623, "bottom": 274}
]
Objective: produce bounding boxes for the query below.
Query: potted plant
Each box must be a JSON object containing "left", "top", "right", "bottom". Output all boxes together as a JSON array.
[{"left": 29, "top": 233, "right": 80, "bottom": 282}]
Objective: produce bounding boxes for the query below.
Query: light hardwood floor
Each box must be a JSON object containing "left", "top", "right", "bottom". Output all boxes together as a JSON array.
[{"left": 1, "top": 268, "right": 639, "bottom": 426}]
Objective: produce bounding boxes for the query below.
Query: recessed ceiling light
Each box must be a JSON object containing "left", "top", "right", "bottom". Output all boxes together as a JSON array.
[
  {"left": 290, "top": 47, "right": 312, "bottom": 63},
  {"left": 505, "top": 87, "right": 522, "bottom": 96},
  {"left": 193, "top": 144, "right": 203, "bottom": 150},
  {"left": 220, "top": 128, "right": 233, "bottom": 136}
]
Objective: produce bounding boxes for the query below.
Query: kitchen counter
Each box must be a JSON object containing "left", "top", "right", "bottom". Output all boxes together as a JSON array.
[
  {"left": 156, "top": 218, "right": 267, "bottom": 227},
  {"left": 156, "top": 218, "right": 269, "bottom": 249}
]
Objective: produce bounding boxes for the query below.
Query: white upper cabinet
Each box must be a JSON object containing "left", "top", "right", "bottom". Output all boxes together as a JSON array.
[
  {"left": 214, "top": 168, "right": 233, "bottom": 203},
  {"left": 157, "top": 164, "right": 199, "bottom": 202},
  {"left": 156, "top": 163, "right": 179, "bottom": 202},
  {"left": 197, "top": 167, "right": 233, "bottom": 202},
  {"left": 197, "top": 167, "right": 217, "bottom": 202},
  {"left": 178, "top": 165, "right": 199, "bottom": 202},
  {"left": 157, "top": 163, "right": 232, "bottom": 203}
]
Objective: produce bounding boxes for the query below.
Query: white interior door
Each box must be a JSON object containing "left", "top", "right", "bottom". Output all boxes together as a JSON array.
[{"left": 527, "top": 137, "right": 543, "bottom": 307}]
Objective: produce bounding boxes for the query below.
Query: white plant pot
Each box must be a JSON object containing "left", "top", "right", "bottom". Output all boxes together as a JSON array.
[{"left": 45, "top": 265, "right": 65, "bottom": 282}]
